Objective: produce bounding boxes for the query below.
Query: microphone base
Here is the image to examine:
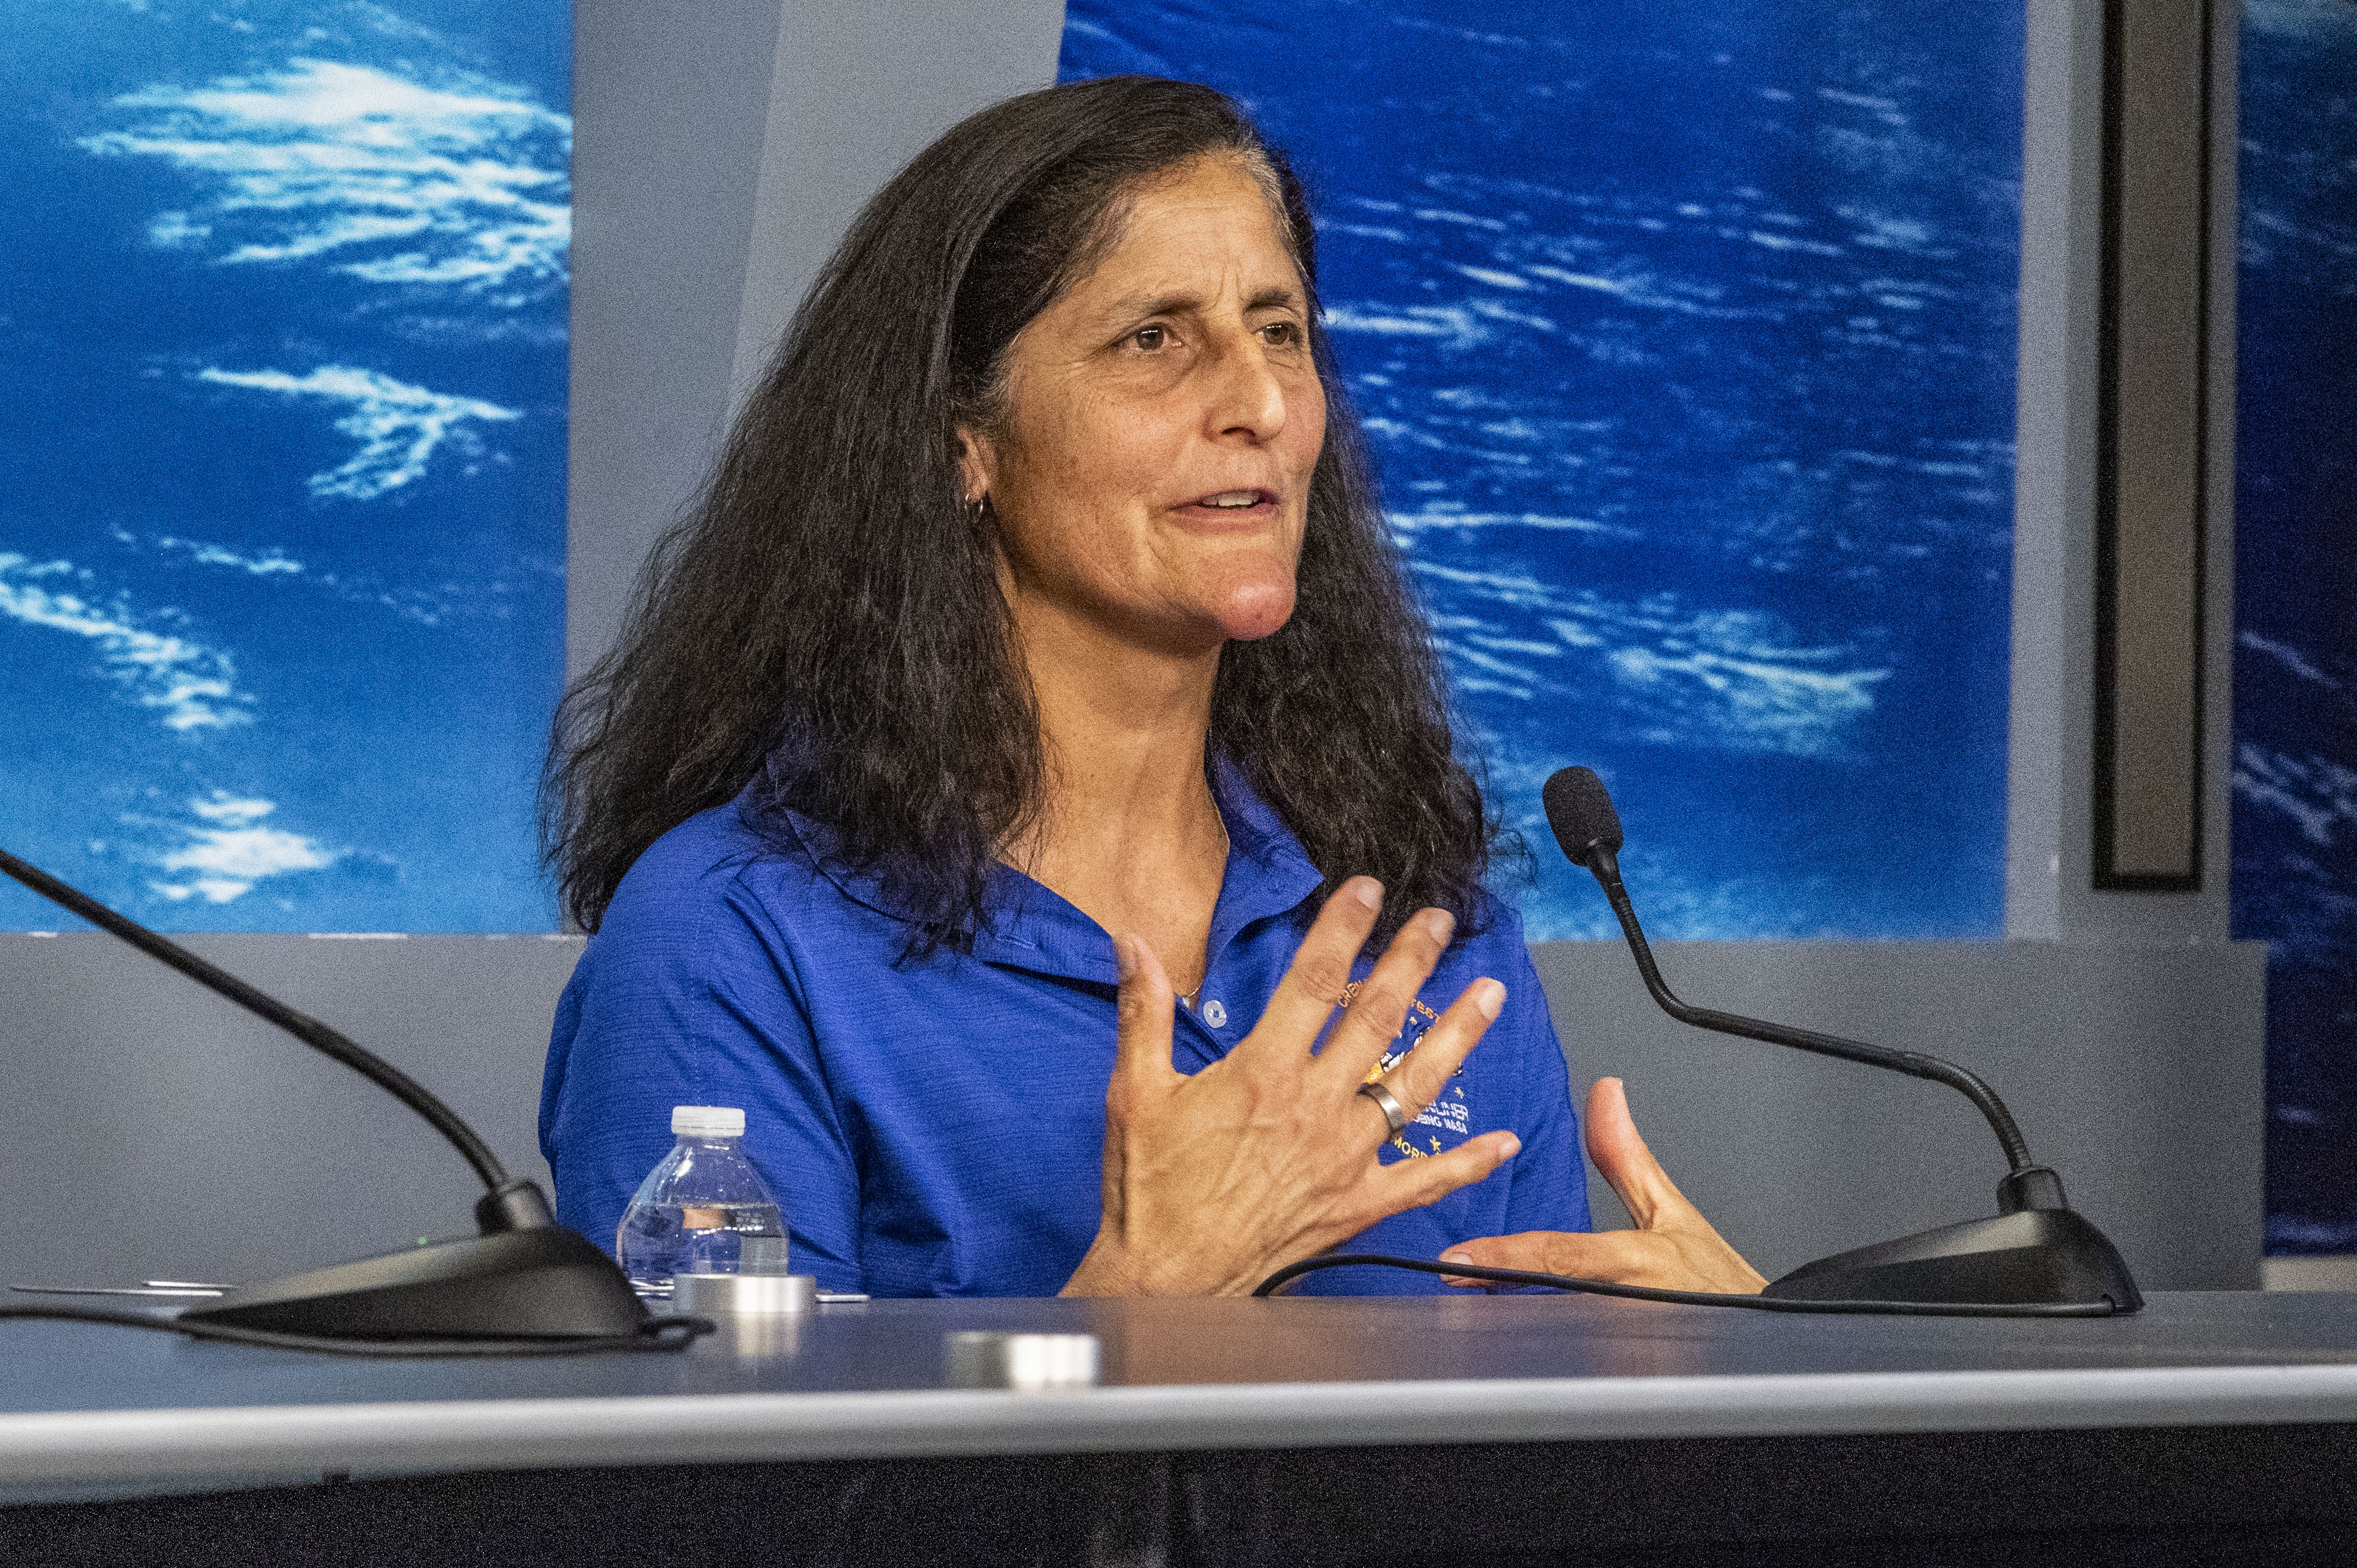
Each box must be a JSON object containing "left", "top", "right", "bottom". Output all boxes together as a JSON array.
[
  {"left": 179, "top": 1225, "right": 650, "bottom": 1341},
  {"left": 1762, "top": 1207, "right": 2144, "bottom": 1312}
]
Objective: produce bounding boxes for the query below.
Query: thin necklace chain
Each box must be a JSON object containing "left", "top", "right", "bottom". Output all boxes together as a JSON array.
[{"left": 1180, "top": 805, "right": 1232, "bottom": 1011}]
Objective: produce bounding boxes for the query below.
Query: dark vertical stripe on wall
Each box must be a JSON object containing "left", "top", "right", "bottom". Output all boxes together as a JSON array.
[{"left": 2093, "top": 0, "right": 2211, "bottom": 893}]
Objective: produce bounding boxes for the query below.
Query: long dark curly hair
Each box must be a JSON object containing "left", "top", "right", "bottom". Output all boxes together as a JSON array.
[{"left": 545, "top": 76, "right": 1501, "bottom": 950}]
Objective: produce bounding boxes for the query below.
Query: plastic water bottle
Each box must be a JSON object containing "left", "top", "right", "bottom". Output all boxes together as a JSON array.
[{"left": 616, "top": 1105, "right": 789, "bottom": 1294}]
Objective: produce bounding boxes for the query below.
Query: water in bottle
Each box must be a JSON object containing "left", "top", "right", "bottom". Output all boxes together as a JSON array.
[{"left": 616, "top": 1105, "right": 788, "bottom": 1294}]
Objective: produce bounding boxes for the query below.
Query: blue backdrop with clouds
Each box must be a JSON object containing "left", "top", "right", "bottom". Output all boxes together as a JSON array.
[
  {"left": 2234, "top": 0, "right": 2357, "bottom": 1255},
  {"left": 0, "top": 0, "right": 568, "bottom": 931},
  {"left": 1061, "top": 0, "right": 2024, "bottom": 942}
]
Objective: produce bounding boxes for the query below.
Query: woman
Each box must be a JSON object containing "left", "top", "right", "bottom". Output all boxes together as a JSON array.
[{"left": 540, "top": 76, "right": 1761, "bottom": 1298}]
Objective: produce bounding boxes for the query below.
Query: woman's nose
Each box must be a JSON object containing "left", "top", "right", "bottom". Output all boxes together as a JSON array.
[{"left": 1200, "top": 328, "right": 1291, "bottom": 443}]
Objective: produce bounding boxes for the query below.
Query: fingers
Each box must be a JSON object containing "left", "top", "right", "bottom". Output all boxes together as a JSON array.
[
  {"left": 1376, "top": 976, "right": 1505, "bottom": 1120},
  {"left": 1354, "top": 969, "right": 1501, "bottom": 1149},
  {"left": 1435, "top": 1230, "right": 1645, "bottom": 1286},
  {"left": 1582, "top": 1077, "right": 1689, "bottom": 1230},
  {"left": 1354, "top": 1077, "right": 1410, "bottom": 1146},
  {"left": 1437, "top": 1223, "right": 1767, "bottom": 1296},
  {"left": 1247, "top": 876, "right": 1385, "bottom": 1056},
  {"left": 1366, "top": 1128, "right": 1520, "bottom": 1218},
  {"left": 1317, "top": 906, "right": 1459, "bottom": 1082},
  {"left": 1247, "top": 881, "right": 1478, "bottom": 1095},
  {"left": 1428, "top": 1083, "right": 1768, "bottom": 1296},
  {"left": 1437, "top": 1231, "right": 1575, "bottom": 1280},
  {"left": 1111, "top": 934, "right": 1181, "bottom": 1093}
]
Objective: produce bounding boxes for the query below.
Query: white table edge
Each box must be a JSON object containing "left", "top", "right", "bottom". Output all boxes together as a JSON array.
[{"left": 5, "top": 1364, "right": 2357, "bottom": 1498}]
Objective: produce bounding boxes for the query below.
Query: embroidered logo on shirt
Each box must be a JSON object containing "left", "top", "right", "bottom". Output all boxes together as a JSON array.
[{"left": 1336, "top": 981, "right": 1469, "bottom": 1160}]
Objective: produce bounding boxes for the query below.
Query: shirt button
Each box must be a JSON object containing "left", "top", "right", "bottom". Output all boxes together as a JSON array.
[{"left": 1202, "top": 999, "right": 1228, "bottom": 1028}]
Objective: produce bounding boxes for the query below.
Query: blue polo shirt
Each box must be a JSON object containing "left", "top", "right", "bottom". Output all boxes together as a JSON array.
[{"left": 540, "top": 767, "right": 1590, "bottom": 1297}]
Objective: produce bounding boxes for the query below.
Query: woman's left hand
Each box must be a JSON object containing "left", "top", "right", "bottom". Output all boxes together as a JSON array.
[
  {"left": 1437, "top": 1076, "right": 1767, "bottom": 1295},
  {"left": 1062, "top": 878, "right": 1522, "bottom": 1297}
]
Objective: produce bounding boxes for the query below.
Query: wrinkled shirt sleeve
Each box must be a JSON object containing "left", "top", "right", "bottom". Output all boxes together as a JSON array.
[{"left": 539, "top": 851, "right": 868, "bottom": 1294}]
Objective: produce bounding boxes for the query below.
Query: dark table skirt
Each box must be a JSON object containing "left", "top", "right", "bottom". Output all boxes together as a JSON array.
[{"left": 8, "top": 1422, "right": 2356, "bottom": 1567}]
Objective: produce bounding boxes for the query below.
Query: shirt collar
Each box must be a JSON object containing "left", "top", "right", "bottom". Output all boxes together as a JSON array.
[{"left": 757, "top": 756, "right": 1326, "bottom": 984}]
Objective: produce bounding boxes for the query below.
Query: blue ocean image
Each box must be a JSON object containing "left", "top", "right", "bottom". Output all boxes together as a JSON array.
[
  {"left": 1063, "top": 0, "right": 2024, "bottom": 941},
  {"left": 0, "top": 0, "right": 567, "bottom": 931},
  {"left": 2234, "top": 0, "right": 2357, "bottom": 1255}
]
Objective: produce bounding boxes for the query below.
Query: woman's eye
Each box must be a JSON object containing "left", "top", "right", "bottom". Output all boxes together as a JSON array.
[
  {"left": 1261, "top": 321, "right": 1301, "bottom": 348},
  {"left": 1131, "top": 325, "right": 1167, "bottom": 350}
]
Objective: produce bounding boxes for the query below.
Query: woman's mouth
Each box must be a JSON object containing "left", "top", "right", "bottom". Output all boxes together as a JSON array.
[{"left": 1177, "top": 487, "right": 1279, "bottom": 520}]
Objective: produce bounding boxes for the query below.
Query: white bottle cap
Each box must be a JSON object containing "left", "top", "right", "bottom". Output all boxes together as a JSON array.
[{"left": 671, "top": 1105, "right": 746, "bottom": 1138}]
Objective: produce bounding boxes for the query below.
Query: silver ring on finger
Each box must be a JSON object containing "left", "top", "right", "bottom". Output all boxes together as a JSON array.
[{"left": 1356, "top": 1079, "right": 1409, "bottom": 1136}]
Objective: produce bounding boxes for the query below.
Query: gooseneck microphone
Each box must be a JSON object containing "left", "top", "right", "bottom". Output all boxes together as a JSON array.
[
  {"left": 1542, "top": 770, "right": 2047, "bottom": 1197},
  {"left": 1, "top": 847, "right": 682, "bottom": 1350},
  {"left": 1539, "top": 767, "right": 2141, "bottom": 1311},
  {"left": 1, "top": 848, "right": 542, "bottom": 1227}
]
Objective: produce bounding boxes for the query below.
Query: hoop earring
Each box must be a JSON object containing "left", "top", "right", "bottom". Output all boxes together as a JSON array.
[{"left": 967, "top": 494, "right": 992, "bottom": 529}]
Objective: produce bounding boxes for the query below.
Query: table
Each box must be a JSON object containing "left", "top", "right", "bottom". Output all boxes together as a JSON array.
[{"left": 5, "top": 1291, "right": 2356, "bottom": 1564}]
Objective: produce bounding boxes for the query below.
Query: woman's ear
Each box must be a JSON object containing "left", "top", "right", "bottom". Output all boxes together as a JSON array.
[{"left": 954, "top": 425, "right": 996, "bottom": 506}]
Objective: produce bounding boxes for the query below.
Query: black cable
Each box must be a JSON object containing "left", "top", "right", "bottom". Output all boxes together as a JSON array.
[
  {"left": 0, "top": 1303, "right": 717, "bottom": 1357},
  {"left": 1253, "top": 1255, "right": 2125, "bottom": 1316},
  {"left": 0, "top": 848, "right": 510, "bottom": 1193}
]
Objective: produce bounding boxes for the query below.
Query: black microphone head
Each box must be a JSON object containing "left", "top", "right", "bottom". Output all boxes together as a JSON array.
[{"left": 1543, "top": 766, "right": 1624, "bottom": 870}]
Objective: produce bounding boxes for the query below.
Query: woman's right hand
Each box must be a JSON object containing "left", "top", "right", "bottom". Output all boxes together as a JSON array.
[{"left": 1060, "top": 876, "right": 1522, "bottom": 1297}]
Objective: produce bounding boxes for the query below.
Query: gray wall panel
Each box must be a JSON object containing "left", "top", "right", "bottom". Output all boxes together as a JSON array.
[
  {"left": 1532, "top": 938, "right": 2266, "bottom": 1290},
  {"left": 729, "top": 0, "right": 1069, "bottom": 394},
  {"left": 0, "top": 935, "right": 579, "bottom": 1286},
  {"left": 569, "top": 0, "right": 1066, "bottom": 688},
  {"left": 2007, "top": 0, "right": 2239, "bottom": 939},
  {"left": 0, "top": 933, "right": 2260, "bottom": 1292},
  {"left": 569, "top": 0, "right": 788, "bottom": 688}
]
